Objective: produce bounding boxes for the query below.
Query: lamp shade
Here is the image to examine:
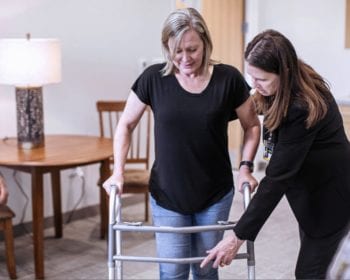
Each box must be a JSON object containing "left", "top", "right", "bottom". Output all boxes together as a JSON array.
[{"left": 0, "top": 38, "right": 61, "bottom": 87}]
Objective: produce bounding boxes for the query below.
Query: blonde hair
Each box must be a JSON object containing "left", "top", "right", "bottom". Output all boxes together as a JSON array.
[{"left": 161, "top": 8, "right": 215, "bottom": 76}]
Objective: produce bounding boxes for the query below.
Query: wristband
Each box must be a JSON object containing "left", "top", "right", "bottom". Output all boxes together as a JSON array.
[{"left": 239, "top": 160, "right": 254, "bottom": 172}]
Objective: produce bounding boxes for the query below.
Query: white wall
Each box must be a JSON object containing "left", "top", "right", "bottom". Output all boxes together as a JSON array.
[
  {"left": 245, "top": 0, "right": 350, "bottom": 99},
  {"left": 0, "top": 0, "right": 173, "bottom": 225}
]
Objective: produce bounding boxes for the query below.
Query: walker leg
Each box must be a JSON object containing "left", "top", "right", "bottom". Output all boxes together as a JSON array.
[
  {"left": 116, "top": 196, "right": 123, "bottom": 280},
  {"left": 108, "top": 186, "right": 120, "bottom": 280},
  {"left": 109, "top": 268, "right": 115, "bottom": 280},
  {"left": 116, "top": 229, "right": 123, "bottom": 280},
  {"left": 248, "top": 265, "right": 255, "bottom": 280}
]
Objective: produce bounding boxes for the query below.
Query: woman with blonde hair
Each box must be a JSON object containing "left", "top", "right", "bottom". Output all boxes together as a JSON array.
[{"left": 104, "top": 8, "right": 260, "bottom": 280}]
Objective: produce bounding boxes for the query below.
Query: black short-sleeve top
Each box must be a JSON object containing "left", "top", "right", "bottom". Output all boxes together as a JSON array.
[{"left": 132, "top": 63, "right": 250, "bottom": 214}]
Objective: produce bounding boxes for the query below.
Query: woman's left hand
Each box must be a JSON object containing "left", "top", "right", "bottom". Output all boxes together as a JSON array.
[
  {"left": 237, "top": 169, "right": 259, "bottom": 193},
  {"left": 200, "top": 231, "right": 244, "bottom": 268}
]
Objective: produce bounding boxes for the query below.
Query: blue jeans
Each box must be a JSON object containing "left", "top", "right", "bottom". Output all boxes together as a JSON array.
[{"left": 150, "top": 189, "right": 234, "bottom": 280}]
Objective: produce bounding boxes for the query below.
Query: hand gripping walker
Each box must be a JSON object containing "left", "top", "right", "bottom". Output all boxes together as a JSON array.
[{"left": 107, "top": 182, "right": 255, "bottom": 279}]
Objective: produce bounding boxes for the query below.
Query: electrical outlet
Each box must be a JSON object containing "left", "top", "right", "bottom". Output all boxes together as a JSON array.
[
  {"left": 75, "top": 167, "right": 84, "bottom": 177},
  {"left": 69, "top": 167, "right": 84, "bottom": 178}
]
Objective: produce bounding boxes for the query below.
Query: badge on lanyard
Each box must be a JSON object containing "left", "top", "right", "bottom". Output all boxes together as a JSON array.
[{"left": 263, "top": 127, "right": 276, "bottom": 161}]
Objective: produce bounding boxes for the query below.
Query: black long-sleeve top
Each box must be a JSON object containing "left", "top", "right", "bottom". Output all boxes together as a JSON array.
[{"left": 234, "top": 97, "right": 350, "bottom": 241}]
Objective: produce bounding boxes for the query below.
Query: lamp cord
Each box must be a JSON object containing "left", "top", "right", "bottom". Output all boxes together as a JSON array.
[
  {"left": 1, "top": 147, "right": 86, "bottom": 233},
  {"left": 65, "top": 167, "right": 86, "bottom": 224},
  {"left": 12, "top": 170, "right": 32, "bottom": 236},
  {"left": 12, "top": 167, "right": 86, "bottom": 233}
]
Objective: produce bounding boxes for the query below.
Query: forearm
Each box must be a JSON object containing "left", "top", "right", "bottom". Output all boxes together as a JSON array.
[
  {"left": 237, "top": 121, "right": 260, "bottom": 190},
  {"left": 111, "top": 91, "right": 147, "bottom": 177},
  {"left": 112, "top": 123, "right": 133, "bottom": 177},
  {"left": 236, "top": 96, "right": 261, "bottom": 164},
  {"left": 240, "top": 123, "right": 260, "bottom": 162}
]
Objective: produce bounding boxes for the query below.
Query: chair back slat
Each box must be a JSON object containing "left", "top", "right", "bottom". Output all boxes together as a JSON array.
[{"left": 96, "top": 100, "right": 151, "bottom": 169}]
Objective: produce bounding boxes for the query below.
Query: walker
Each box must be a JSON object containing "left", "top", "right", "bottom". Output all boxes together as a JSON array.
[{"left": 107, "top": 182, "right": 255, "bottom": 279}]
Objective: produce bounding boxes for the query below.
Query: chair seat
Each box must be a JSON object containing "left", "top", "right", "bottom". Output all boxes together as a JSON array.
[
  {"left": 123, "top": 169, "right": 150, "bottom": 195},
  {"left": 0, "top": 205, "right": 15, "bottom": 220},
  {"left": 124, "top": 169, "right": 150, "bottom": 189},
  {"left": 0, "top": 204, "right": 17, "bottom": 279}
]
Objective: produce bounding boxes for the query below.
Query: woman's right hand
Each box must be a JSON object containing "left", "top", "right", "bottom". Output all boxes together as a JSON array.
[
  {"left": 200, "top": 231, "right": 244, "bottom": 268},
  {"left": 102, "top": 173, "right": 124, "bottom": 196}
]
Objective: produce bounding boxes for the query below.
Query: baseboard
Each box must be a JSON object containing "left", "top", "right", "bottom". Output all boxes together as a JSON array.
[
  {"left": 0, "top": 193, "right": 145, "bottom": 240},
  {"left": 4, "top": 204, "right": 99, "bottom": 239}
]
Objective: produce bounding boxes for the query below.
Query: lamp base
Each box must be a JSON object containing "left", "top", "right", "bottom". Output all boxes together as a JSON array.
[{"left": 16, "top": 87, "right": 45, "bottom": 149}]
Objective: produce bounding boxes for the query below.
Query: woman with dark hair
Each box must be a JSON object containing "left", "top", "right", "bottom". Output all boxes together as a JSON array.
[{"left": 201, "top": 29, "right": 350, "bottom": 279}]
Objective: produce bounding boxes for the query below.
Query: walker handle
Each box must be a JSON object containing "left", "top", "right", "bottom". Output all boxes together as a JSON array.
[{"left": 242, "top": 182, "right": 252, "bottom": 210}]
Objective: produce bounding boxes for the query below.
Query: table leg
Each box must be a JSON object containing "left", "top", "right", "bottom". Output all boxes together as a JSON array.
[
  {"left": 51, "top": 170, "right": 62, "bottom": 238},
  {"left": 31, "top": 168, "right": 44, "bottom": 279},
  {"left": 99, "top": 158, "right": 110, "bottom": 239}
]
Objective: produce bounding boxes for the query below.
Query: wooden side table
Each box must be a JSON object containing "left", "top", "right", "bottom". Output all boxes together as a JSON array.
[{"left": 0, "top": 135, "right": 113, "bottom": 279}]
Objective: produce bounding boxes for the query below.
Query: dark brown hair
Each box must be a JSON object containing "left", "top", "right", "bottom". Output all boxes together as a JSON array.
[{"left": 245, "top": 29, "right": 332, "bottom": 131}]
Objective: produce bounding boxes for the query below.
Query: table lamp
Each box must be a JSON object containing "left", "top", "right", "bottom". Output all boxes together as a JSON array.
[{"left": 0, "top": 34, "right": 61, "bottom": 149}]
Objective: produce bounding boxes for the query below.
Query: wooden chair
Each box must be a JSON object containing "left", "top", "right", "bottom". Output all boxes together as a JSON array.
[
  {"left": 0, "top": 204, "right": 17, "bottom": 279},
  {"left": 96, "top": 100, "right": 151, "bottom": 227}
]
